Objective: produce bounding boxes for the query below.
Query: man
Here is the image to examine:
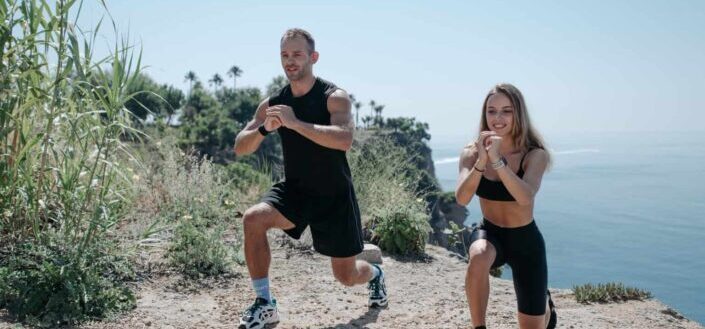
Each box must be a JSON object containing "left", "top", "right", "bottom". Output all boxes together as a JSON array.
[{"left": 234, "top": 28, "right": 387, "bottom": 329}]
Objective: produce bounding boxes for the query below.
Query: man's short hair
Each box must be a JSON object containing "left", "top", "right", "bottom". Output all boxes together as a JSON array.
[{"left": 281, "top": 28, "right": 315, "bottom": 54}]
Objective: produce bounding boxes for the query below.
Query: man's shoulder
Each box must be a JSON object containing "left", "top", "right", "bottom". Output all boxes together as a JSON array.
[
  {"left": 317, "top": 77, "right": 341, "bottom": 98},
  {"left": 317, "top": 77, "right": 338, "bottom": 88}
]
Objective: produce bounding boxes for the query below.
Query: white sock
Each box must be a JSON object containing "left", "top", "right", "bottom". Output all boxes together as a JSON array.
[
  {"left": 369, "top": 264, "right": 381, "bottom": 281},
  {"left": 252, "top": 277, "right": 271, "bottom": 302}
]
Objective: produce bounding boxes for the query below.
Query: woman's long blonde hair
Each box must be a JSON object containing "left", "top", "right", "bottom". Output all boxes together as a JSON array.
[{"left": 480, "top": 83, "right": 551, "bottom": 167}]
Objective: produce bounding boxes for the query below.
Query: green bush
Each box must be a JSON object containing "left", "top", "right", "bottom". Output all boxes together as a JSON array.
[
  {"left": 490, "top": 266, "right": 504, "bottom": 278},
  {"left": 223, "top": 161, "right": 272, "bottom": 193},
  {"left": 166, "top": 218, "right": 234, "bottom": 278},
  {"left": 124, "top": 135, "right": 266, "bottom": 278},
  {"left": 125, "top": 135, "right": 260, "bottom": 231},
  {"left": 1, "top": 0, "right": 146, "bottom": 325},
  {"left": 348, "top": 136, "right": 431, "bottom": 255},
  {"left": 573, "top": 282, "right": 652, "bottom": 304},
  {"left": 367, "top": 209, "right": 431, "bottom": 255},
  {"left": 443, "top": 221, "right": 467, "bottom": 251},
  {"left": 0, "top": 242, "right": 135, "bottom": 327},
  {"left": 349, "top": 137, "right": 429, "bottom": 223}
]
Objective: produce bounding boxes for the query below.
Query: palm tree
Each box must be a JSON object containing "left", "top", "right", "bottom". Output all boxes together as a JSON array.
[
  {"left": 362, "top": 116, "right": 371, "bottom": 129},
  {"left": 365, "top": 102, "right": 383, "bottom": 128},
  {"left": 354, "top": 102, "right": 362, "bottom": 128},
  {"left": 209, "top": 73, "right": 223, "bottom": 92},
  {"left": 227, "top": 65, "right": 243, "bottom": 90},
  {"left": 374, "top": 104, "right": 384, "bottom": 121},
  {"left": 184, "top": 71, "right": 197, "bottom": 97}
]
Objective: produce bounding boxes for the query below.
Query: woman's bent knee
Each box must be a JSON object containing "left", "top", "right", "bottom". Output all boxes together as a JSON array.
[{"left": 468, "top": 241, "right": 495, "bottom": 270}]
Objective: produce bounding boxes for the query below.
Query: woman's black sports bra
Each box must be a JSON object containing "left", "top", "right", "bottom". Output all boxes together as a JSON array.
[{"left": 475, "top": 148, "right": 538, "bottom": 202}]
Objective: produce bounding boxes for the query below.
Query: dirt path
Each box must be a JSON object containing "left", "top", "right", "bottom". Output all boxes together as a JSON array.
[{"left": 1, "top": 244, "right": 701, "bottom": 328}]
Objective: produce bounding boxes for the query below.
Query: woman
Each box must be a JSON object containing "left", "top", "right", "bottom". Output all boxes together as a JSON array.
[{"left": 455, "top": 83, "right": 556, "bottom": 329}]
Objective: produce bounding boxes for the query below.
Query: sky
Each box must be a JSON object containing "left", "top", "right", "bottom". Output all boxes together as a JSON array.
[{"left": 78, "top": 0, "right": 705, "bottom": 143}]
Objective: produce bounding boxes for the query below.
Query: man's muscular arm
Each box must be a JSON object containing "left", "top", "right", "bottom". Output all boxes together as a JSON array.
[
  {"left": 265, "top": 89, "right": 353, "bottom": 151},
  {"left": 234, "top": 97, "right": 281, "bottom": 156}
]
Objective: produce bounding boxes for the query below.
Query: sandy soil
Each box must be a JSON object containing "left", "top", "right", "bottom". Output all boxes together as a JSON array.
[{"left": 1, "top": 244, "right": 701, "bottom": 329}]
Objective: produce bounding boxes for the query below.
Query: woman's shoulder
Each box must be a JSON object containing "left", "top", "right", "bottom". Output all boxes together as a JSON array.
[
  {"left": 526, "top": 146, "right": 547, "bottom": 155},
  {"left": 523, "top": 147, "right": 549, "bottom": 169}
]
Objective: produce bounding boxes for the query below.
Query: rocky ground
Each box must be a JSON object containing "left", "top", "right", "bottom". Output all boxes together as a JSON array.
[{"left": 1, "top": 244, "right": 701, "bottom": 329}]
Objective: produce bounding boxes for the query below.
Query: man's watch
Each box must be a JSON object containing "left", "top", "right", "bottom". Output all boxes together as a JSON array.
[{"left": 257, "top": 124, "right": 270, "bottom": 136}]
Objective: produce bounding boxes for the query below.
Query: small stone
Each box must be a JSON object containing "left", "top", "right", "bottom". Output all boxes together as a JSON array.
[{"left": 356, "top": 244, "right": 383, "bottom": 264}]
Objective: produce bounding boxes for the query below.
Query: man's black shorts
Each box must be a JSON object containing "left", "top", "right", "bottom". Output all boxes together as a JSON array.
[{"left": 260, "top": 181, "right": 364, "bottom": 258}]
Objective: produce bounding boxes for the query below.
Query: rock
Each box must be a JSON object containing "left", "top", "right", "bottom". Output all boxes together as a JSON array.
[
  {"left": 356, "top": 243, "right": 383, "bottom": 264},
  {"left": 428, "top": 192, "right": 471, "bottom": 254}
]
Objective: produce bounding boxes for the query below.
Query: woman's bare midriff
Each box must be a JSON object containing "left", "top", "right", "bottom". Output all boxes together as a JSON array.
[{"left": 479, "top": 198, "right": 534, "bottom": 228}]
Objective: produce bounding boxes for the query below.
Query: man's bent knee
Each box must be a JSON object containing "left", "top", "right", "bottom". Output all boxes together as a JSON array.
[
  {"left": 243, "top": 203, "right": 295, "bottom": 233},
  {"left": 242, "top": 204, "right": 273, "bottom": 232}
]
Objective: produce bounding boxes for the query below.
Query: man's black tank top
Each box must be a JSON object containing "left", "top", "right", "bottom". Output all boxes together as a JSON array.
[{"left": 268, "top": 77, "right": 354, "bottom": 196}]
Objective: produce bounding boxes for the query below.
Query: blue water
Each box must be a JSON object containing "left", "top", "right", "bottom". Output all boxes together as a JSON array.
[{"left": 431, "top": 131, "right": 705, "bottom": 324}]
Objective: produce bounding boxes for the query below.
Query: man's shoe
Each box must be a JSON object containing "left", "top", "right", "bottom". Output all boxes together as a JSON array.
[
  {"left": 238, "top": 297, "right": 279, "bottom": 329},
  {"left": 368, "top": 264, "right": 388, "bottom": 307}
]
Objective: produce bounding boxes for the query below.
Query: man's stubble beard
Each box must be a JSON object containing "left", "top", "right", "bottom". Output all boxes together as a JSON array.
[{"left": 286, "top": 65, "right": 312, "bottom": 82}]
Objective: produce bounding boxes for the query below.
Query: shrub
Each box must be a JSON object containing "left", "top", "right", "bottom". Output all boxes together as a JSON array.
[
  {"left": 348, "top": 136, "right": 432, "bottom": 255},
  {"left": 223, "top": 161, "right": 272, "bottom": 194},
  {"left": 444, "top": 221, "right": 467, "bottom": 252},
  {"left": 367, "top": 209, "right": 431, "bottom": 255},
  {"left": 166, "top": 218, "right": 234, "bottom": 278},
  {"left": 124, "top": 136, "right": 262, "bottom": 277},
  {"left": 349, "top": 137, "right": 429, "bottom": 223},
  {"left": 573, "top": 282, "right": 652, "bottom": 304},
  {"left": 127, "top": 136, "right": 266, "bottom": 226},
  {"left": 1, "top": 0, "right": 145, "bottom": 325},
  {"left": 0, "top": 242, "right": 135, "bottom": 327},
  {"left": 490, "top": 267, "right": 504, "bottom": 278}
]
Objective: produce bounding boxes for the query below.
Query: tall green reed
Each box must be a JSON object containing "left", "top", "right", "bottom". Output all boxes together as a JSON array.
[
  {"left": 1, "top": 0, "right": 146, "bottom": 323},
  {"left": 1, "top": 0, "right": 141, "bottom": 246}
]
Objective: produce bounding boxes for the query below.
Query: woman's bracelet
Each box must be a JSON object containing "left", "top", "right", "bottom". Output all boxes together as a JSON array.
[
  {"left": 491, "top": 157, "right": 506, "bottom": 170},
  {"left": 473, "top": 165, "right": 485, "bottom": 173}
]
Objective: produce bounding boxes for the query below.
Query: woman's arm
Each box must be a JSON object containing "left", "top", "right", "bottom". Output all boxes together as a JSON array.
[
  {"left": 456, "top": 145, "right": 485, "bottom": 206},
  {"left": 492, "top": 148, "right": 549, "bottom": 206}
]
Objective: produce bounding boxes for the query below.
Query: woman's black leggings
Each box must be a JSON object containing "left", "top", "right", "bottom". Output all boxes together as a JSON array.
[{"left": 469, "top": 218, "right": 548, "bottom": 316}]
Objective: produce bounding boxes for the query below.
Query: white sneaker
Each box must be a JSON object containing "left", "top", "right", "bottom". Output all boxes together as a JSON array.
[
  {"left": 238, "top": 297, "right": 279, "bottom": 329},
  {"left": 368, "top": 264, "right": 388, "bottom": 307}
]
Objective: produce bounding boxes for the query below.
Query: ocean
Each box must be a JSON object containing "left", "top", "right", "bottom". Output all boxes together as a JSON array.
[{"left": 431, "top": 131, "right": 705, "bottom": 324}]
